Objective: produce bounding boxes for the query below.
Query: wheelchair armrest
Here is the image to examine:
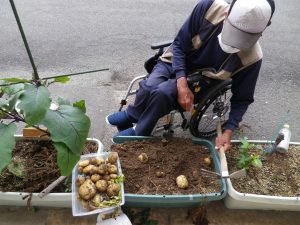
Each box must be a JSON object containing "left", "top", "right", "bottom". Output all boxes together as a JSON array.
[{"left": 151, "top": 40, "right": 173, "bottom": 50}]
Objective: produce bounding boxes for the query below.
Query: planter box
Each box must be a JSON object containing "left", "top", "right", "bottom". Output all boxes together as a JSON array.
[
  {"left": 112, "top": 136, "right": 227, "bottom": 207},
  {"left": 0, "top": 135, "right": 103, "bottom": 208},
  {"left": 224, "top": 140, "right": 300, "bottom": 211}
]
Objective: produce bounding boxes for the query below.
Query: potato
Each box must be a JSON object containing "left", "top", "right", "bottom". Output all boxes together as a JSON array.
[
  {"left": 96, "top": 158, "right": 105, "bottom": 165},
  {"left": 110, "top": 174, "right": 118, "bottom": 179},
  {"left": 203, "top": 157, "right": 212, "bottom": 166},
  {"left": 79, "top": 199, "right": 89, "bottom": 209},
  {"left": 95, "top": 179, "right": 108, "bottom": 192},
  {"left": 78, "top": 179, "right": 97, "bottom": 200},
  {"left": 108, "top": 152, "right": 118, "bottom": 164},
  {"left": 103, "top": 174, "right": 111, "bottom": 181},
  {"left": 91, "top": 194, "right": 103, "bottom": 207},
  {"left": 76, "top": 176, "right": 86, "bottom": 187},
  {"left": 108, "top": 165, "right": 118, "bottom": 174},
  {"left": 78, "top": 159, "right": 90, "bottom": 167},
  {"left": 107, "top": 183, "right": 121, "bottom": 197},
  {"left": 83, "top": 165, "right": 98, "bottom": 175},
  {"left": 91, "top": 174, "right": 101, "bottom": 183},
  {"left": 89, "top": 157, "right": 98, "bottom": 165},
  {"left": 77, "top": 166, "right": 83, "bottom": 173},
  {"left": 98, "top": 164, "right": 108, "bottom": 175},
  {"left": 155, "top": 171, "right": 165, "bottom": 178},
  {"left": 138, "top": 153, "right": 148, "bottom": 163},
  {"left": 176, "top": 175, "right": 189, "bottom": 189}
]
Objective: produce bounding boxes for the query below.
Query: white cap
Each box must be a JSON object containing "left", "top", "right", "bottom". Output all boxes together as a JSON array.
[
  {"left": 218, "top": 33, "right": 240, "bottom": 54},
  {"left": 220, "top": 0, "right": 272, "bottom": 51}
]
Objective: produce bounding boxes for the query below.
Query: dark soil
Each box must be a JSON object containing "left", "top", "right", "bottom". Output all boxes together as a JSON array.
[
  {"left": 111, "top": 138, "right": 221, "bottom": 195},
  {"left": 0, "top": 140, "right": 98, "bottom": 193},
  {"left": 227, "top": 143, "right": 300, "bottom": 197}
]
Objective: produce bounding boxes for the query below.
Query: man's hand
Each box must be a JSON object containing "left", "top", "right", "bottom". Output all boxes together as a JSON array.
[
  {"left": 215, "top": 129, "right": 233, "bottom": 152},
  {"left": 177, "top": 77, "right": 194, "bottom": 111}
]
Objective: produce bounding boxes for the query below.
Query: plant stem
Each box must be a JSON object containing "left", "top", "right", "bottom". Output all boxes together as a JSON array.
[
  {"left": 0, "top": 68, "right": 109, "bottom": 87},
  {"left": 0, "top": 108, "right": 50, "bottom": 136},
  {"left": 9, "top": 0, "right": 40, "bottom": 82}
]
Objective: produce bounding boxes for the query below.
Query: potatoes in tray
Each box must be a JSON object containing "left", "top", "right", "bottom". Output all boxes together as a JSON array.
[{"left": 75, "top": 152, "right": 123, "bottom": 211}]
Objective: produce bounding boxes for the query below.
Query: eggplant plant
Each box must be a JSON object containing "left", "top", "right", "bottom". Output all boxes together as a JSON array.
[
  {"left": 0, "top": 76, "right": 91, "bottom": 176},
  {"left": 0, "top": 0, "right": 109, "bottom": 177}
]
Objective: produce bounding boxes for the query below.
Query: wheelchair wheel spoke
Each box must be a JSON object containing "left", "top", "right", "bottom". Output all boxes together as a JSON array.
[{"left": 189, "top": 80, "right": 232, "bottom": 138}]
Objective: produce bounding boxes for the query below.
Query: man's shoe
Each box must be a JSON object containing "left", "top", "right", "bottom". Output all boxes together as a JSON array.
[
  {"left": 106, "top": 111, "right": 133, "bottom": 131},
  {"left": 113, "top": 127, "right": 135, "bottom": 137}
]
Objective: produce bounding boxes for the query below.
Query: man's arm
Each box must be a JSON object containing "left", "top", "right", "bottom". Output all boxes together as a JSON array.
[
  {"left": 216, "top": 60, "right": 262, "bottom": 151},
  {"left": 172, "top": 0, "right": 213, "bottom": 110},
  {"left": 226, "top": 60, "right": 262, "bottom": 131}
]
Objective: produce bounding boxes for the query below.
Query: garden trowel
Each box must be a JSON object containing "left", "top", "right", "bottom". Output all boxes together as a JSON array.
[{"left": 201, "top": 119, "right": 246, "bottom": 179}]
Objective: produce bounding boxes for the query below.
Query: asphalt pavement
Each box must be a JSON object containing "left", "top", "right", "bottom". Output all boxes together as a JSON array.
[{"left": 0, "top": 0, "right": 300, "bottom": 224}]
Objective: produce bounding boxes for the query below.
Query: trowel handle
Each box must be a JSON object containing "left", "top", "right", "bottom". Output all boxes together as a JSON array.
[
  {"left": 219, "top": 146, "right": 228, "bottom": 175},
  {"left": 216, "top": 120, "right": 228, "bottom": 175},
  {"left": 217, "top": 120, "right": 222, "bottom": 137}
]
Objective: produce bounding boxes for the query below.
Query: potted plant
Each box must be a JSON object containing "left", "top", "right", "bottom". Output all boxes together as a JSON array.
[
  {"left": 0, "top": 73, "right": 106, "bottom": 207},
  {"left": 224, "top": 137, "right": 300, "bottom": 211},
  {"left": 0, "top": 0, "right": 105, "bottom": 207}
]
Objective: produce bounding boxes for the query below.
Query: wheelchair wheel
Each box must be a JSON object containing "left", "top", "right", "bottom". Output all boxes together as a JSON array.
[{"left": 189, "top": 79, "right": 232, "bottom": 138}]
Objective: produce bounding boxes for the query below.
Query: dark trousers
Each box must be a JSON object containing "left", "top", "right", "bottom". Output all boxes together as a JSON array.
[{"left": 126, "top": 61, "right": 179, "bottom": 135}]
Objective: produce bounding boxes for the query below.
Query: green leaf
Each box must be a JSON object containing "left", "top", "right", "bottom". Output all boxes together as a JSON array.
[
  {"left": 57, "top": 97, "right": 71, "bottom": 106},
  {"left": 73, "top": 100, "right": 86, "bottom": 113},
  {"left": 53, "top": 142, "right": 80, "bottom": 176},
  {"left": 0, "top": 78, "right": 30, "bottom": 83},
  {"left": 0, "top": 99, "right": 8, "bottom": 108},
  {"left": 252, "top": 158, "right": 262, "bottom": 168},
  {"left": 54, "top": 76, "right": 70, "bottom": 83},
  {"left": 2, "top": 83, "right": 24, "bottom": 96},
  {"left": 0, "top": 123, "right": 17, "bottom": 172},
  {"left": 8, "top": 91, "right": 23, "bottom": 111},
  {"left": 240, "top": 138, "right": 250, "bottom": 149},
  {"left": 237, "top": 155, "right": 246, "bottom": 169},
  {"left": 113, "top": 174, "right": 125, "bottom": 184},
  {"left": 41, "top": 105, "right": 91, "bottom": 154},
  {"left": 18, "top": 84, "right": 51, "bottom": 125},
  {"left": 7, "top": 162, "right": 26, "bottom": 178}
]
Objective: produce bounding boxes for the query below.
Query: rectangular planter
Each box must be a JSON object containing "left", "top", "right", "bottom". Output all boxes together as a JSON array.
[
  {"left": 0, "top": 135, "right": 103, "bottom": 208},
  {"left": 224, "top": 140, "right": 300, "bottom": 211},
  {"left": 112, "top": 136, "right": 227, "bottom": 207}
]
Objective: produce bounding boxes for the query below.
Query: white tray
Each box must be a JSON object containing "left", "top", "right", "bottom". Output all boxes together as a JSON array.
[{"left": 72, "top": 152, "right": 125, "bottom": 216}]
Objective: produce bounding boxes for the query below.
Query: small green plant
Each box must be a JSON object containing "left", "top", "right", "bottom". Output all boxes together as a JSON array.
[
  {"left": 237, "top": 137, "right": 263, "bottom": 170},
  {"left": 0, "top": 76, "right": 90, "bottom": 176}
]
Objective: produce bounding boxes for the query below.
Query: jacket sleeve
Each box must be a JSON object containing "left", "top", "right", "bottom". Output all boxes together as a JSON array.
[
  {"left": 172, "top": 0, "right": 212, "bottom": 79},
  {"left": 225, "top": 60, "right": 262, "bottom": 130}
]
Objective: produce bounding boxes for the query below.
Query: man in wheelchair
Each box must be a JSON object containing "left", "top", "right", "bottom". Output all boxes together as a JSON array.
[{"left": 106, "top": 0, "right": 275, "bottom": 151}]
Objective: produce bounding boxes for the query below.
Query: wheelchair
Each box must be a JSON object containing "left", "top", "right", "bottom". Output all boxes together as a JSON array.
[{"left": 118, "top": 40, "right": 232, "bottom": 138}]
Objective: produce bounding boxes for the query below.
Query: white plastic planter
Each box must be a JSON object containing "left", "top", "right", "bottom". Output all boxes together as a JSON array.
[
  {"left": 0, "top": 135, "right": 103, "bottom": 208},
  {"left": 224, "top": 140, "right": 300, "bottom": 211}
]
